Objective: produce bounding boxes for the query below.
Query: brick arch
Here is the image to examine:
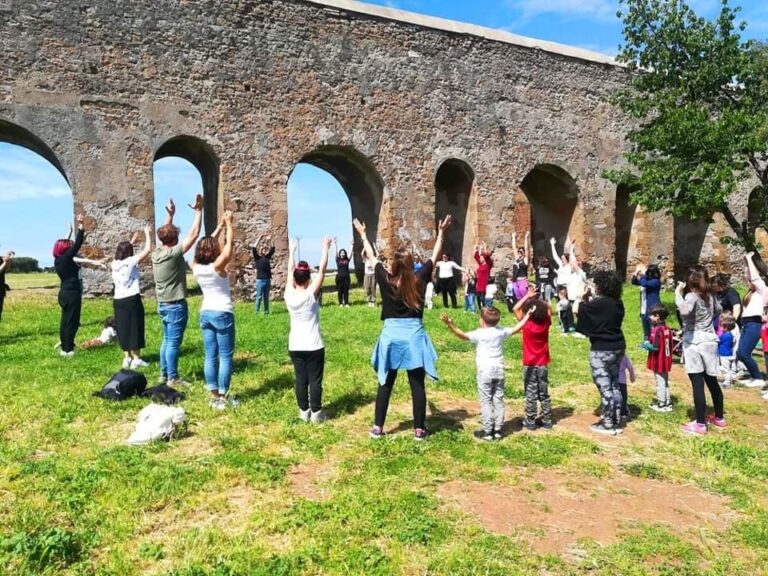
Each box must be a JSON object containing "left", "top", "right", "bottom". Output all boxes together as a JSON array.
[
  {"left": 154, "top": 135, "right": 220, "bottom": 235},
  {"left": 0, "top": 118, "right": 70, "bottom": 184},
  {"left": 434, "top": 158, "right": 474, "bottom": 266},
  {"left": 294, "top": 145, "right": 384, "bottom": 278},
  {"left": 519, "top": 163, "right": 579, "bottom": 259}
]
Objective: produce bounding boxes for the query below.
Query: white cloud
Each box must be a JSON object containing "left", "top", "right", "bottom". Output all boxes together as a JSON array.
[{"left": 0, "top": 143, "right": 71, "bottom": 201}]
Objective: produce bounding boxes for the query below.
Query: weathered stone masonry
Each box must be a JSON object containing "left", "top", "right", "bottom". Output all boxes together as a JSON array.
[{"left": 0, "top": 0, "right": 736, "bottom": 294}]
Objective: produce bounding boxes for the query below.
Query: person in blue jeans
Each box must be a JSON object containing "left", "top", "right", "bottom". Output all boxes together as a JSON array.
[
  {"left": 193, "top": 210, "right": 237, "bottom": 408},
  {"left": 151, "top": 195, "right": 203, "bottom": 387},
  {"left": 737, "top": 252, "right": 768, "bottom": 388},
  {"left": 251, "top": 233, "right": 274, "bottom": 314}
]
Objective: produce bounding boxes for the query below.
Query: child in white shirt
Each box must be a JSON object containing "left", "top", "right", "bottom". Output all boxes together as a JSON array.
[{"left": 441, "top": 306, "right": 530, "bottom": 440}]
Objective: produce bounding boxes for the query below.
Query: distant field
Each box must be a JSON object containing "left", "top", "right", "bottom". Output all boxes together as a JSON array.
[{"left": 4, "top": 272, "right": 59, "bottom": 291}]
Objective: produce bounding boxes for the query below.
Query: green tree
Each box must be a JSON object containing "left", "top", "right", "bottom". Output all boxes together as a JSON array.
[
  {"left": 607, "top": 0, "right": 768, "bottom": 253},
  {"left": 9, "top": 257, "right": 40, "bottom": 273}
]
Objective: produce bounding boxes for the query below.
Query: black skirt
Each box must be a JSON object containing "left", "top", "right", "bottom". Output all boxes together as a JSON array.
[{"left": 113, "top": 294, "right": 145, "bottom": 351}]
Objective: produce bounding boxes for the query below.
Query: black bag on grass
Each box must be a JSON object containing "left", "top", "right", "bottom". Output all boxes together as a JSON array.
[
  {"left": 94, "top": 369, "right": 147, "bottom": 401},
  {"left": 141, "top": 384, "right": 185, "bottom": 405}
]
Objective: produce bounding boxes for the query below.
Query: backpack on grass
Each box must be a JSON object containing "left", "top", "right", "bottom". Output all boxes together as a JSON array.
[{"left": 94, "top": 369, "right": 147, "bottom": 401}]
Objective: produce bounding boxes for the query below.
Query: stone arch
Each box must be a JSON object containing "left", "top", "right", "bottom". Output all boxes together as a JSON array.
[
  {"left": 434, "top": 158, "right": 474, "bottom": 266},
  {"left": 294, "top": 145, "right": 384, "bottom": 279},
  {"left": 0, "top": 118, "right": 69, "bottom": 183},
  {"left": 154, "top": 135, "right": 220, "bottom": 234},
  {"left": 520, "top": 163, "right": 578, "bottom": 259},
  {"left": 747, "top": 186, "right": 768, "bottom": 249},
  {"left": 614, "top": 183, "right": 639, "bottom": 279}
]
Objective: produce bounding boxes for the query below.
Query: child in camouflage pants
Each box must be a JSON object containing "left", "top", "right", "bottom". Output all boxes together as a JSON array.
[{"left": 513, "top": 285, "right": 553, "bottom": 430}]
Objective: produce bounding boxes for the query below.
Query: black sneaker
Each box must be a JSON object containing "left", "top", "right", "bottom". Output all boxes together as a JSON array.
[
  {"left": 522, "top": 419, "right": 537, "bottom": 431},
  {"left": 474, "top": 429, "right": 494, "bottom": 441},
  {"left": 540, "top": 421, "right": 553, "bottom": 430},
  {"left": 590, "top": 421, "right": 623, "bottom": 436}
]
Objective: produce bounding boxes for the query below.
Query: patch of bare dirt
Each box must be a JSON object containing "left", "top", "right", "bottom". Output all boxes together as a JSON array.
[
  {"left": 439, "top": 469, "right": 737, "bottom": 556},
  {"left": 287, "top": 456, "right": 339, "bottom": 501}
]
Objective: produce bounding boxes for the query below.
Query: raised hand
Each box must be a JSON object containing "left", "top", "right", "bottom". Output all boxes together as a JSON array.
[
  {"left": 550, "top": 237, "right": 556, "bottom": 245},
  {"left": 223, "top": 210, "right": 233, "bottom": 225},
  {"left": 440, "top": 313, "right": 453, "bottom": 325},
  {"left": 322, "top": 236, "right": 333, "bottom": 249},
  {"left": 76, "top": 214, "right": 85, "bottom": 229},
  {"left": 676, "top": 281, "right": 686, "bottom": 292},
  {"left": 438, "top": 214, "right": 453, "bottom": 231},
  {"left": 166, "top": 198, "right": 176, "bottom": 217},
  {"left": 353, "top": 218, "right": 367, "bottom": 235},
  {"left": 188, "top": 194, "right": 204, "bottom": 211},
  {"left": 130, "top": 231, "right": 142, "bottom": 244},
  {"left": 288, "top": 237, "right": 298, "bottom": 254}
]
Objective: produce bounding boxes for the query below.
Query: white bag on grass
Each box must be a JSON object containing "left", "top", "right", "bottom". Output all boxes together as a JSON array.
[{"left": 127, "top": 404, "right": 187, "bottom": 445}]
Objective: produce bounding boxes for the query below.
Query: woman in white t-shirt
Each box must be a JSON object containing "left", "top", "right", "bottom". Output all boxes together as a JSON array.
[
  {"left": 286, "top": 235, "right": 332, "bottom": 423},
  {"left": 191, "top": 211, "right": 236, "bottom": 409},
  {"left": 435, "top": 254, "right": 466, "bottom": 308},
  {"left": 111, "top": 224, "right": 152, "bottom": 369}
]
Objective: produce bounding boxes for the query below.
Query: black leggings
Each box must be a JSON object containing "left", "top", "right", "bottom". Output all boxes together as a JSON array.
[
  {"left": 290, "top": 348, "right": 325, "bottom": 412},
  {"left": 374, "top": 368, "right": 427, "bottom": 429},
  {"left": 58, "top": 290, "right": 82, "bottom": 353},
  {"left": 336, "top": 276, "right": 350, "bottom": 305},
  {"left": 475, "top": 291, "right": 486, "bottom": 310},
  {"left": 689, "top": 372, "right": 723, "bottom": 424},
  {"left": 0, "top": 292, "right": 5, "bottom": 323}
]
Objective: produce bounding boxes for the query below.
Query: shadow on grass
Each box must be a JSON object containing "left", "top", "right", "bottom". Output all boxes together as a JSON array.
[
  {"left": 235, "top": 371, "right": 293, "bottom": 401},
  {"left": 387, "top": 399, "right": 473, "bottom": 435},
  {"left": 325, "top": 390, "right": 375, "bottom": 419},
  {"left": 501, "top": 405, "right": 576, "bottom": 434}
]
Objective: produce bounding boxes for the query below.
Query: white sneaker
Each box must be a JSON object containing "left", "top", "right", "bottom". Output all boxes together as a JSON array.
[
  {"left": 122, "top": 357, "right": 132, "bottom": 369},
  {"left": 761, "top": 390, "right": 768, "bottom": 400},
  {"left": 310, "top": 410, "right": 326, "bottom": 424},
  {"left": 299, "top": 408, "right": 311, "bottom": 422},
  {"left": 59, "top": 350, "right": 74, "bottom": 358},
  {"left": 743, "top": 378, "right": 765, "bottom": 388},
  {"left": 130, "top": 358, "right": 149, "bottom": 369}
]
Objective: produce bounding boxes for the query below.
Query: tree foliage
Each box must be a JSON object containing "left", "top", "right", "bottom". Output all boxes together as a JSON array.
[
  {"left": 607, "top": 0, "right": 768, "bottom": 250},
  {"left": 8, "top": 257, "right": 40, "bottom": 273}
]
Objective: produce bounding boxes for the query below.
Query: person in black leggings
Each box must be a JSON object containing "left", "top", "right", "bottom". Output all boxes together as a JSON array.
[
  {"left": 334, "top": 242, "right": 351, "bottom": 307},
  {"left": 354, "top": 215, "right": 453, "bottom": 441},
  {"left": 0, "top": 250, "right": 13, "bottom": 323},
  {"left": 54, "top": 215, "right": 87, "bottom": 357}
]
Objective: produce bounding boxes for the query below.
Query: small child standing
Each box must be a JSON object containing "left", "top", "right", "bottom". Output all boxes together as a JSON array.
[
  {"left": 557, "top": 286, "right": 574, "bottom": 334},
  {"left": 718, "top": 315, "right": 738, "bottom": 388},
  {"left": 485, "top": 282, "right": 498, "bottom": 308},
  {"left": 505, "top": 275, "right": 516, "bottom": 312},
  {"left": 463, "top": 271, "right": 476, "bottom": 313},
  {"left": 441, "top": 306, "right": 530, "bottom": 440},
  {"left": 513, "top": 286, "right": 553, "bottom": 430},
  {"left": 617, "top": 354, "right": 636, "bottom": 423},
  {"left": 642, "top": 304, "right": 674, "bottom": 411}
]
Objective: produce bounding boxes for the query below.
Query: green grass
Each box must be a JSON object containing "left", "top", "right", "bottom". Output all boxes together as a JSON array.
[{"left": 1, "top": 283, "right": 767, "bottom": 574}]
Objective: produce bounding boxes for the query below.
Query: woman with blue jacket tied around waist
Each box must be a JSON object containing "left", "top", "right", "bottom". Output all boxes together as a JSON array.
[
  {"left": 354, "top": 214, "right": 453, "bottom": 441},
  {"left": 632, "top": 263, "right": 662, "bottom": 341}
]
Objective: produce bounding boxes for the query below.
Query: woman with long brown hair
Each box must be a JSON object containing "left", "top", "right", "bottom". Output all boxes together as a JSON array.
[
  {"left": 675, "top": 266, "right": 724, "bottom": 435},
  {"left": 354, "top": 215, "right": 452, "bottom": 441}
]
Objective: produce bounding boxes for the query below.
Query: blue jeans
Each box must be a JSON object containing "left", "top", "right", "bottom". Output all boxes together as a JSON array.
[
  {"left": 254, "top": 279, "right": 270, "bottom": 313},
  {"left": 464, "top": 294, "right": 476, "bottom": 312},
  {"left": 737, "top": 321, "right": 763, "bottom": 380},
  {"left": 200, "top": 310, "right": 235, "bottom": 395},
  {"left": 158, "top": 301, "right": 188, "bottom": 380}
]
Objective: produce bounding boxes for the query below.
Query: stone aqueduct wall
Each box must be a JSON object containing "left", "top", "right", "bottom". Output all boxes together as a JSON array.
[{"left": 0, "top": 0, "right": 737, "bottom": 294}]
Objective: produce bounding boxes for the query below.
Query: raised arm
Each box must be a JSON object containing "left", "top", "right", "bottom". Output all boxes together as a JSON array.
[
  {"left": 675, "top": 282, "right": 694, "bottom": 317},
  {"left": 352, "top": 219, "right": 376, "bottom": 263},
  {"left": 745, "top": 252, "right": 768, "bottom": 299},
  {"left": 136, "top": 225, "right": 153, "bottom": 263},
  {"left": 512, "top": 232, "right": 517, "bottom": 254},
  {"left": 440, "top": 313, "right": 470, "bottom": 341},
  {"left": 180, "top": 194, "right": 204, "bottom": 253},
  {"left": 550, "top": 238, "right": 562, "bottom": 268},
  {"left": 213, "top": 211, "right": 234, "bottom": 274},
  {"left": 505, "top": 308, "right": 532, "bottom": 335},
  {"left": 62, "top": 214, "right": 86, "bottom": 259},
  {"left": 524, "top": 231, "right": 530, "bottom": 265},
  {"left": 309, "top": 236, "right": 333, "bottom": 295},
  {"left": 286, "top": 237, "right": 298, "bottom": 292},
  {"left": 164, "top": 198, "right": 176, "bottom": 227},
  {"left": 512, "top": 284, "right": 538, "bottom": 321},
  {"left": 431, "top": 215, "right": 453, "bottom": 263},
  {"left": 0, "top": 251, "right": 14, "bottom": 273}
]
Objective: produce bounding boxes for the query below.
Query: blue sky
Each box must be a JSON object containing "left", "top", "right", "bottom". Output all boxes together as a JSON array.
[{"left": 1, "top": 0, "right": 765, "bottom": 266}]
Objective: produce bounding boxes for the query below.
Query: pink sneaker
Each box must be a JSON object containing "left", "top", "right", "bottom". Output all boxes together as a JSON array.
[
  {"left": 680, "top": 421, "right": 707, "bottom": 436},
  {"left": 705, "top": 414, "right": 727, "bottom": 429}
]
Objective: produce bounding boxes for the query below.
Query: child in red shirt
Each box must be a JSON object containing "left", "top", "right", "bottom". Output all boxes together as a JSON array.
[
  {"left": 641, "top": 304, "right": 674, "bottom": 412},
  {"left": 513, "top": 285, "right": 552, "bottom": 429}
]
